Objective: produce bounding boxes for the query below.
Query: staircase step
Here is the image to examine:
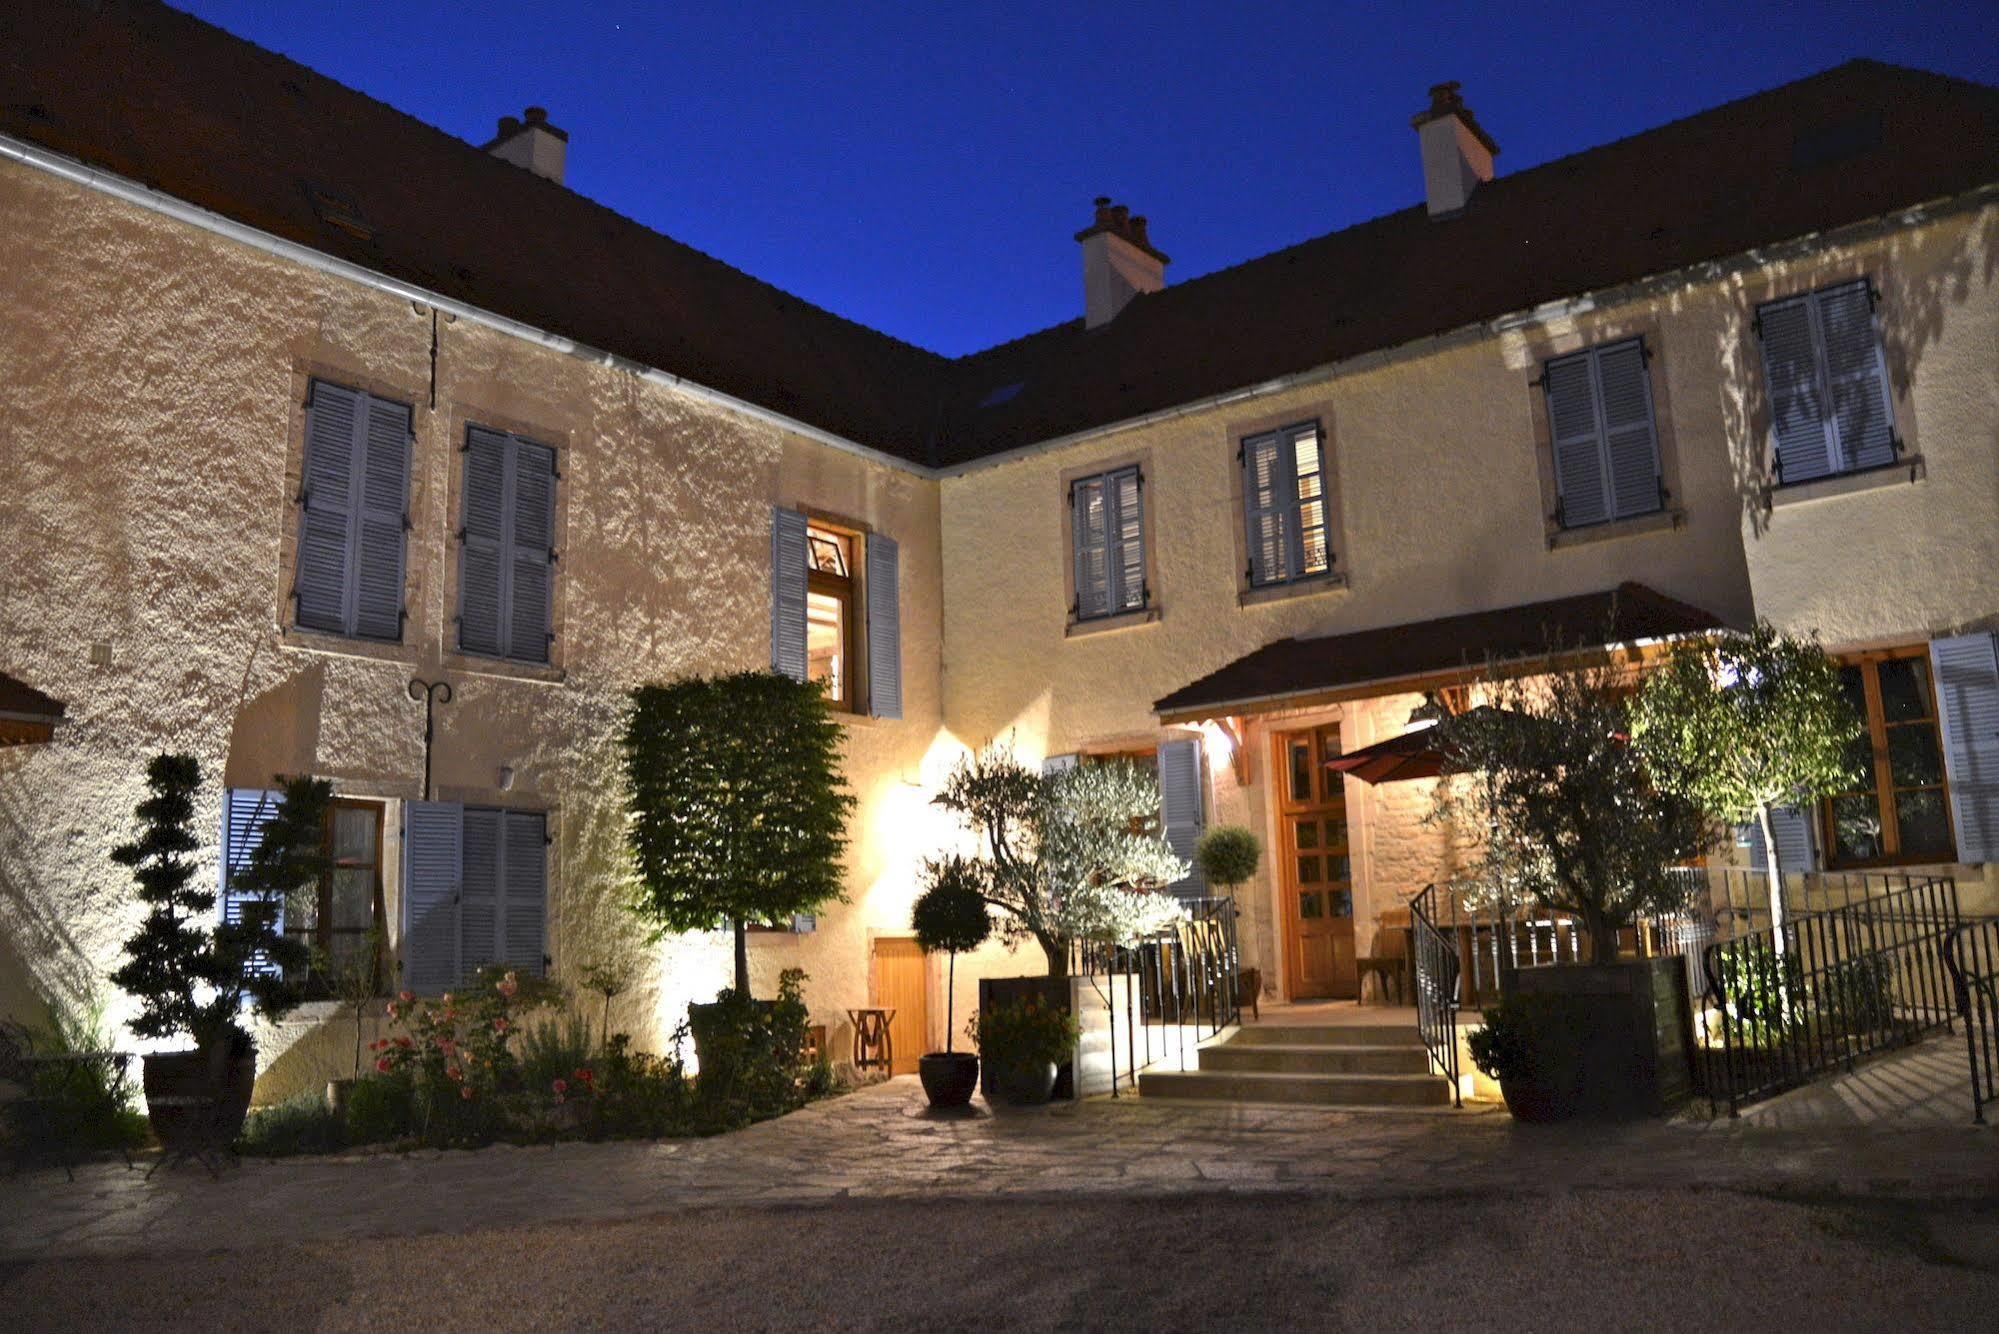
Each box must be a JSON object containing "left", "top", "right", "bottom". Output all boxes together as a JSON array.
[
  {"left": 1230, "top": 1024, "right": 1424, "bottom": 1047},
  {"left": 1139, "top": 1069, "right": 1451, "bottom": 1107},
  {"left": 1200, "top": 1042, "right": 1432, "bottom": 1075}
]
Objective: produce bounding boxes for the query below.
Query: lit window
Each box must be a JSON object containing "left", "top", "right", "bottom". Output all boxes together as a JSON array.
[
  {"left": 1242, "top": 422, "right": 1333, "bottom": 586},
  {"left": 1823, "top": 651, "right": 1955, "bottom": 866},
  {"left": 806, "top": 524, "right": 855, "bottom": 710}
]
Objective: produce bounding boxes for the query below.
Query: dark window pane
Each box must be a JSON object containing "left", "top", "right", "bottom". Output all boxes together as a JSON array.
[
  {"left": 1895, "top": 789, "right": 1954, "bottom": 860},
  {"left": 1298, "top": 891, "right": 1323, "bottom": 920},
  {"left": 1329, "top": 888, "right": 1352, "bottom": 918},
  {"left": 1876, "top": 658, "right": 1934, "bottom": 723},
  {"left": 1297, "top": 855, "right": 1322, "bottom": 884},
  {"left": 1831, "top": 793, "right": 1883, "bottom": 863},
  {"left": 1294, "top": 820, "right": 1319, "bottom": 849},
  {"left": 1887, "top": 723, "right": 1944, "bottom": 788},
  {"left": 1329, "top": 856, "right": 1351, "bottom": 882},
  {"left": 1839, "top": 666, "right": 1868, "bottom": 717},
  {"left": 1319, "top": 729, "right": 1342, "bottom": 767},
  {"left": 1289, "top": 742, "right": 1312, "bottom": 802}
]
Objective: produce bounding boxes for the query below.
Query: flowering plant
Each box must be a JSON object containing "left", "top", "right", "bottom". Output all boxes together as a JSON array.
[{"left": 367, "top": 965, "right": 559, "bottom": 1137}]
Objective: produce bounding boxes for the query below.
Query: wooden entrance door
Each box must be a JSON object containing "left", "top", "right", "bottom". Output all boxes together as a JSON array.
[
  {"left": 1277, "top": 724, "right": 1356, "bottom": 1000},
  {"left": 870, "top": 937, "right": 928, "bottom": 1076}
]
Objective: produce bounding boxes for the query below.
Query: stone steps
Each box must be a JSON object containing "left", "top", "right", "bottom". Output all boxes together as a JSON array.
[
  {"left": 1136, "top": 1019, "right": 1451, "bottom": 1108},
  {"left": 1139, "top": 1068, "right": 1451, "bottom": 1107},
  {"left": 1198, "top": 1042, "right": 1432, "bottom": 1076}
]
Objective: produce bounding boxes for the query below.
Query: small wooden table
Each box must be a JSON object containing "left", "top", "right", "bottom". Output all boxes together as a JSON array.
[{"left": 846, "top": 1008, "right": 896, "bottom": 1076}]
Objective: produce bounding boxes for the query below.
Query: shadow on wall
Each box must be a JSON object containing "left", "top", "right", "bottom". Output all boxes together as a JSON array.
[
  {"left": 224, "top": 659, "right": 325, "bottom": 787},
  {"left": 1719, "top": 208, "right": 1995, "bottom": 539},
  {"left": 0, "top": 748, "right": 105, "bottom": 1026}
]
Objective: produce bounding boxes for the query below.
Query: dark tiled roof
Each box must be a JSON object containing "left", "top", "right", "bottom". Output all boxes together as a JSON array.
[
  {"left": 3, "top": 4, "right": 1996, "bottom": 470},
  {"left": 0, "top": 670, "right": 65, "bottom": 722},
  {"left": 1151, "top": 583, "right": 1728, "bottom": 718},
  {"left": 939, "top": 60, "right": 1999, "bottom": 465}
]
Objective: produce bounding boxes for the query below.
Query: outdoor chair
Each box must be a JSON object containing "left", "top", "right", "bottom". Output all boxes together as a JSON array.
[
  {"left": 1357, "top": 929, "right": 1412, "bottom": 1006},
  {"left": 0, "top": 1019, "right": 136, "bottom": 1181}
]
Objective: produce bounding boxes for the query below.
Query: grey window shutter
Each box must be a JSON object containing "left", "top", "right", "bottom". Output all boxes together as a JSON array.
[
  {"left": 1594, "top": 341, "right": 1663, "bottom": 519},
  {"left": 296, "top": 381, "right": 359, "bottom": 633},
  {"left": 1545, "top": 354, "right": 1609, "bottom": 527},
  {"left": 1746, "top": 805, "right": 1818, "bottom": 875},
  {"left": 866, "top": 532, "right": 902, "bottom": 720},
  {"left": 770, "top": 507, "right": 808, "bottom": 681},
  {"left": 1816, "top": 280, "right": 1896, "bottom": 473},
  {"left": 403, "top": 800, "right": 463, "bottom": 992},
  {"left": 219, "top": 789, "right": 284, "bottom": 975},
  {"left": 353, "top": 395, "right": 412, "bottom": 641},
  {"left": 509, "top": 441, "right": 556, "bottom": 664},
  {"left": 1110, "top": 467, "right": 1145, "bottom": 613},
  {"left": 1072, "top": 476, "right": 1110, "bottom": 619},
  {"left": 459, "top": 427, "right": 508, "bottom": 657},
  {"left": 1158, "top": 737, "right": 1208, "bottom": 899},
  {"left": 1242, "top": 432, "right": 1290, "bottom": 586},
  {"left": 1757, "top": 295, "right": 1832, "bottom": 485},
  {"left": 460, "top": 807, "right": 502, "bottom": 981},
  {"left": 1931, "top": 632, "right": 1999, "bottom": 862},
  {"left": 501, "top": 810, "right": 548, "bottom": 975},
  {"left": 1042, "top": 753, "right": 1079, "bottom": 775}
]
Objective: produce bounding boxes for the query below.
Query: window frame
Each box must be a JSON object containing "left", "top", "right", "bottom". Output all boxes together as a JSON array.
[
  {"left": 455, "top": 423, "right": 559, "bottom": 665},
  {"left": 1819, "top": 646, "right": 1957, "bottom": 869},
  {"left": 288, "top": 798, "right": 387, "bottom": 996},
  {"left": 1540, "top": 336, "right": 1664, "bottom": 531},
  {"left": 804, "top": 519, "right": 860, "bottom": 713},
  {"left": 1239, "top": 420, "right": 1336, "bottom": 589},
  {"left": 291, "top": 376, "right": 414, "bottom": 644},
  {"left": 1069, "top": 464, "right": 1150, "bottom": 622},
  {"left": 1754, "top": 275, "right": 1901, "bottom": 489}
]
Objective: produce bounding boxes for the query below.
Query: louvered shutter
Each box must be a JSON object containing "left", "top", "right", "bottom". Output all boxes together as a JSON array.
[
  {"left": 1595, "top": 341, "right": 1663, "bottom": 519},
  {"left": 1745, "top": 805, "right": 1819, "bottom": 876},
  {"left": 1545, "top": 354, "right": 1609, "bottom": 527},
  {"left": 1758, "top": 295, "right": 1832, "bottom": 484},
  {"left": 509, "top": 441, "right": 556, "bottom": 663},
  {"left": 866, "top": 532, "right": 902, "bottom": 720},
  {"left": 1242, "top": 432, "right": 1290, "bottom": 586},
  {"left": 1816, "top": 280, "right": 1896, "bottom": 473},
  {"left": 296, "top": 382, "right": 359, "bottom": 633},
  {"left": 1931, "top": 632, "right": 1999, "bottom": 862},
  {"left": 460, "top": 807, "right": 502, "bottom": 979},
  {"left": 403, "top": 800, "right": 463, "bottom": 993},
  {"left": 1110, "top": 467, "right": 1145, "bottom": 613},
  {"left": 459, "top": 428, "right": 508, "bottom": 657},
  {"left": 1072, "top": 476, "right": 1110, "bottom": 619},
  {"left": 501, "top": 810, "right": 548, "bottom": 975},
  {"left": 353, "top": 395, "right": 411, "bottom": 641},
  {"left": 1158, "top": 737, "right": 1208, "bottom": 899},
  {"left": 770, "top": 507, "right": 808, "bottom": 681},
  {"left": 219, "top": 789, "right": 284, "bottom": 973}
]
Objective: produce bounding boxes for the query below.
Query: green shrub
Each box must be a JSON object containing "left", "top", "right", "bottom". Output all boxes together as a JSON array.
[
  {"left": 687, "top": 967, "right": 815, "bottom": 1130},
  {"left": 1817, "top": 954, "right": 1897, "bottom": 1035},
  {"left": 972, "top": 995, "right": 1080, "bottom": 1072},
  {"left": 587, "top": 1032, "right": 693, "bottom": 1139},
  {"left": 238, "top": 1093, "right": 346, "bottom": 1157},
  {"left": 343, "top": 1071, "right": 414, "bottom": 1145},
  {"left": 519, "top": 1011, "right": 600, "bottom": 1091},
  {"left": 2, "top": 1002, "right": 148, "bottom": 1159},
  {"left": 1711, "top": 938, "right": 1806, "bottom": 1038},
  {"left": 1466, "top": 994, "right": 1582, "bottom": 1084}
]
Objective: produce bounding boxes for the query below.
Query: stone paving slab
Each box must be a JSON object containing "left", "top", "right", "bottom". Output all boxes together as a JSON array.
[{"left": 1, "top": 1077, "right": 1992, "bottom": 1262}]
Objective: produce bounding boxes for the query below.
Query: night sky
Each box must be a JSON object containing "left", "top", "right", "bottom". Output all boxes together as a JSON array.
[{"left": 176, "top": 0, "right": 1999, "bottom": 357}]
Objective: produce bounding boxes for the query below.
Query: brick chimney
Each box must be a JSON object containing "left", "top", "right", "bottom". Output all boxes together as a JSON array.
[
  {"left": 1411, "top": 82, "right": 1497, "bottom": 217},
  {"left": 1075, "top": 197, "right": 1168, "bottom": 329},
  {"left": 484, "top": 106, "right": 568, "bottom": 185}
]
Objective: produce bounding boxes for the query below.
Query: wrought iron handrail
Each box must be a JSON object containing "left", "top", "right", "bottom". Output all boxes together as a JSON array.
[
  {"left": 1701, "top": 873, "right": 1960, "bottom": 1115},
  {"left": 1070, "top": 895, "right": 1241, "bottom": 1095},
  {"left": 1942, "top": 917, "right": 1999, "bottom": 1125},
  {"left": 1410, "top": 883, "right": 1462, "bottom": 1107}
]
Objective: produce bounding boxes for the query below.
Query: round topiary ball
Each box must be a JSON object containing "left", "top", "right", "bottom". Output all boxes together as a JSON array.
[
  {"left": 911, "top": 856, "right": 994, "bottom": 955},
  {"left": 1194, "top": 825, "right": 1261, "bottom": 891}
]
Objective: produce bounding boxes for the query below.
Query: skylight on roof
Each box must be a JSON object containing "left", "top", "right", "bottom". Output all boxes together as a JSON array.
[{"left": 977, "top": 381, "right": 1025, "bottom": 409}]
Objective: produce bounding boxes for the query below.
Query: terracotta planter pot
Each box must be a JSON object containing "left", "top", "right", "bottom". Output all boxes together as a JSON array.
[
  {"left": 918, "top": 1052, "right": 980, "bottom": 1108},
  {"left": 143, "top": 1043, "right": 256, "bottom": 1153},
  {"left": 993, "top": 1060, "right": 1059, "bottom": 1106}
]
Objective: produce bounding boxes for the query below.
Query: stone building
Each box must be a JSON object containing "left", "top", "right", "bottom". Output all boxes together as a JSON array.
[{"left": 2, "top": 1, "right": 1995, "bottom": 1096}]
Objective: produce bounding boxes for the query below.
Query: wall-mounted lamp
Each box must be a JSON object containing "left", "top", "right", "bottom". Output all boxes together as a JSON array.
[{"left": 497, "top": 765, "right": 515, "bottom": 792}]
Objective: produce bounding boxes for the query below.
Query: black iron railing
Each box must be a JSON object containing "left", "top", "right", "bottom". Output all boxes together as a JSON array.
[
  {"left": 1410, "top": 883, "right": 1462, "bottom": 1107},
  {"left": 1070, "top": 895, "right": 1241, "bottom": 1096},
  {"left": 1701, "top": 873, "right": 1960, "bottom": 1115},
  {"left": 1942, "top": 917, "right": 1999, "bottom": 1125}
]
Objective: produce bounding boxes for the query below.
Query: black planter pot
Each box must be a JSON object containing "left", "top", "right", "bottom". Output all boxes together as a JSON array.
[
  {"left": 142, "top": 1042, "right": 257, "bottom": 1153},
  {"left": 993, "top": 1059, "right": 1059, "bottom": 1106},
  {"left": 1513, "top": 958, "right": 1694, "bottom": 1119},
  {"left": 1498, "top": 1072, "right": 1580, "bottom": 1123},
  {"left": 918, "top": 1052, "right": 980, "bottom": 1108}
]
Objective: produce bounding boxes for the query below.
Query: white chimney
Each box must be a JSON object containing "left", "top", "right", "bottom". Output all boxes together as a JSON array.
[
  {"left": 485, "top": 106, "right": 568, "bottom": 185},
  {"left": 1411, "top": 82, "right": 1497, "bottom": 217},
  {"left": 1075, "top": 197, "right": 1168, "bottom": 329}
]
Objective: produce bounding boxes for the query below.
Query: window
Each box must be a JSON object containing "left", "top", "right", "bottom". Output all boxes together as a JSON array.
[
  {"left": 1071, "top": 466, "right": 1146, "bottom": 620},
  {"left": 294, "top": 378, "right": 412, "bottom": 641},
  {"left": 459, "top": 425, "right": 557, "bottom": 663},
  {"left": 1755, "top": 278, "right": 1898, "bottom": 486},
  {"left": 221, "top": 791, "right": 385, "bottom": 992},
  {"left": 1542, "top": 338, "right": 1662, "bottom": 528},
  {"left": 402, "top": 801, "right": 548, "bottom": 991},
  {"left": 1241, "top": 422, "right": 1332, "bottom": 587},
  {"left": 1822, "top": 650, "right": 1955, "bottom": 867},
  {"left": 805, "top": 524, "right": 856, "bottom": 710}
]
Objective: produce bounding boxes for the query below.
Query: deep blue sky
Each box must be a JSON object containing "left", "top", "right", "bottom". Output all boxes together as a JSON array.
[{"left": 178, "top": 1, "right": 1999, "bottom": 357}]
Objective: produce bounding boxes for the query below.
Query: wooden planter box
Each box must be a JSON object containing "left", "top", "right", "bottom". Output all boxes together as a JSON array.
[{"left": 1513, "top": 956, "right": 1695, "bottom": 1118}]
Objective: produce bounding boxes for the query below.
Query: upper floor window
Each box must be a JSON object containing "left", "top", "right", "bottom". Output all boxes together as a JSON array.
[
  {"left": 805, "top": 524, "right": 856, "bottom": 710},
  {"left": 1542, "top": 338, "right": 1662, "bottom": 528},
  {"left": 769, "top": 508, "right": 902, "bottom": 720},
  {"left": 1241, "top": 421, "right": 1332, "bottom": 587},
  {"left": 1755, "top": 277, "right": 1898, "bottom": 486},
  {"left": 294, "top": 379, "right": 411, "bottom": 641},
  {"left": 459, "top": 425, "right": 557, "bottom": 664},
  {"left": 1071, "top": 466, "right": 1147, "bottom": 620}
]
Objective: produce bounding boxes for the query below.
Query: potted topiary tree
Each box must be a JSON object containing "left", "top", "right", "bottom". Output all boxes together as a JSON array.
[
  {"left": 619, "top": 672, "right": 854, "bottom": 1076},
  {"left": 110, "top": 758, "right": 325, "bottom": 1154},
  {"left": 1194, "top": 825, "right": 1262, "bottom": 1014},
  {"left": 910, "top": 856, "right": 993, "bottom": 1109}
]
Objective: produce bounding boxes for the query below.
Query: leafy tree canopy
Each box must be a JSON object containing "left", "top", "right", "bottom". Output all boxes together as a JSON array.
[{"left": 1194, "top": 825, "right": 1262, "bottom": 891}]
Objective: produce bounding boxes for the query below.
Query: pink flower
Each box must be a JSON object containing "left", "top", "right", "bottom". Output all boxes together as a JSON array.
[
  {"left": 398, "top": 990, "right": 414, "bottom": 1003},
  {"left": 375, "top": 1057, "right": 392, "bottom": 1073},
  {"left": 492, "top": 1018, "right": 509, "bottom": 1034},
  {"left": 396, "top": 1036, "right": 413, "bottom": 1049},
  {"left": 496, "top": 976, "right": 518, "bottom": 999},
  {"left": 439, "top": 1039, "right": 456, "bottom": 1055},
  {"left": 573, "top": 1067, "right": 593, "bottom": 1084},
  {"left": 445, "top": 1065, "right": 462, "bottom": 1082},
  {"left": 552, "top": 1078, "right": 568, "bottom": 1095},
  {"left": 461, "top": 1085, "right": 475, "bottom": 1100},
  {"left": 441, "top": 992, "right": 453, "bottom": 1005}
]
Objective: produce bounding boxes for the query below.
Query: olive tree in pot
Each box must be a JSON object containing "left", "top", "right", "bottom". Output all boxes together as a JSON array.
[
  {"left": 1435, "top": 660, "right": 1710, "bottom": 1119},
  {"left": 910, "top": 856, "right": 993, "bottom": 1109},
  {"left": 972, "top": 996, "right": 1081, "bottom": 1106},
  {"left": 620, "top": 672, "right": 853, "bottom": 1078},
  {"left": 110, "top": 757, "right": 327, "bottom": 1153}
]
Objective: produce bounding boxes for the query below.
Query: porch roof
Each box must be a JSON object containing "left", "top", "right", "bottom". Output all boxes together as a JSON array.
[
  {"left": 0, "top": 669, "right": 66, "bottom": 746},
  {"left": 1151, "top": 583, "right": 1726, "bottom": 723}
]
